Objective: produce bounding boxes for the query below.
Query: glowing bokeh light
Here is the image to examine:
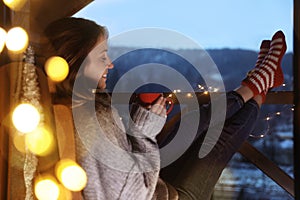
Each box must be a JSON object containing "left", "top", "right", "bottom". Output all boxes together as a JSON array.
[
  {"left": 13, "top": 133, "right": 26, "bottom": 153},
  {"left": 12, "top": 103, "right": 40, "bottom": 133},
  {"left": 3, "top": 0, "right": 27, "bottom": 11},
  {"left": 45, "top": 56, "right": 69, "bottom": 82},
  {"left": 6, "top": 27, "right": 28, "bottom": 53},
  {"left": 57, "top": 184, "right": 72, "bottom": 200},
  {"left": 34, "top": 175, "right": 60, "bottom": 200},
  {"left": 56, "top": 159, "right": 87, "bottom": 191},
  {"left": 25, "top": 127, "right": 55, "bottom": 156},
  {"left": 186, "top": 93, "right": 193, "bottom": 98},
  {"left": 0, "top": 27, "right": 6, "bottom": 53}
]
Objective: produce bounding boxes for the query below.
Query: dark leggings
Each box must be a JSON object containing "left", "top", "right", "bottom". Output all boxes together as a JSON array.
[{"left": 160, "top": 91, "right": 260, "bottom": 200}]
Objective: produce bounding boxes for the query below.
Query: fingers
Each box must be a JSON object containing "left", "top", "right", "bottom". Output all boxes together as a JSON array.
[{"left": 150, "top": 96, "right": 167, "bottom": 117}]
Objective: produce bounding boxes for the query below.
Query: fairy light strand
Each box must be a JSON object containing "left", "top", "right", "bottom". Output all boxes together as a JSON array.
[{"left": 249, "top": 105, "right": 294, "bottom": 138}]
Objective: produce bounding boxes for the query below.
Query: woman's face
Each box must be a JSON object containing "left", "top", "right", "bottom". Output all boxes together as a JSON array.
[{"left": 83, "top": 36, "right": 114, "bottom": 90}]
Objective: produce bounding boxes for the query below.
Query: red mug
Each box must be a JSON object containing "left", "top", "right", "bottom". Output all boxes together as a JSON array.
[{"left": 138, "top": 93, "right": 174, "bottom": 115}]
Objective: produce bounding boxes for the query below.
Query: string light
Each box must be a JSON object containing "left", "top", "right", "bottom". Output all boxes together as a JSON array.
[
  {"left": 186, "top": 93, "right": 193, "bottom": 98},
  {"left": 213, "top": 88, "right": 219, "bottom": 92},
  {"left": 197, "top": 83, "right": 219, "bottom": 94},
  {"left": 0, "top": 27, "right": 6, "bottom": 53},
  {"left": 198, "top": 84, "right": 205, "bottom": 90},
  {"left": 34, "top": 175, "right": 60, "bottom": 200},
  {"left": 44, "top": 56, "right": 69, "bottom": 82},
  {"left": 149, "top": 85, "right": 292, "bottom": 139},
  {"left": 250, "top": 105, "right": 294, "bottom": 138},
  {"left": 13, "top": 132, "right": 26, "bottom": 153},
  {"left": 6, "top": 27, "right": 28, "bottom": 53},
  {"left": 3, "top": 0, "right": 27, "bottom": 11},
  {"left": 55, "top": 159, "right": 87, "bottom": 192},
  {"left": 173, "top": 89, "right": 181, "bottom": 93},
  {"left": 276, "top": 112, "right": 281, "bottom": 116},
  {"left": 12, "top": 103, "right": 40, "bottom": 133},
  {"left": 57, "top": 184, "right": 72, "bottom": 200},
  {"left": 25, "top": 126, "right": 55, "bottom": 156}
]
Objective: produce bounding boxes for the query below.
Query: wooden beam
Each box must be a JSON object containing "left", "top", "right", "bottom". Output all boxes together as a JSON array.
[
  {"left": 0, "top": 66, "right": 9, "bottom": 200},
  {"left": 238, "top": 142, "right": 294, "bottom": 197},
  {"left": 29, "top": 0, "right": 94, "bottom": 44},
  {"left": 293, "top": 0, "right": 300, "bottom": 198},
  {"left": 265, "top": 91, "right": 293, "bottom": 104},
  {"left": 0, "top": 1, "right": 11, "bottom": 66},
  {"left": 0, "top": 2, "right": 11, "bottom": 199}
]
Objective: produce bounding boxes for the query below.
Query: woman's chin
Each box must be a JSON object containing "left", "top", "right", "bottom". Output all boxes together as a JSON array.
[{"left": 97, "top": 83, "right": 106, "bottom": 90}]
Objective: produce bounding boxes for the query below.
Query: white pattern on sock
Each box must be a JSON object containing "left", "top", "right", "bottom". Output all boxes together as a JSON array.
[{"left": 249, "top": 77, "right": 263, "bottom": 93}]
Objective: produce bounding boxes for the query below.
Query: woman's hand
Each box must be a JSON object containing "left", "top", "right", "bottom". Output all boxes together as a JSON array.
[
  {"left": 148, "top": 96, "right": 167, "bottom": 118},
  {"left": 129, "top": 95, "right": 167, "bottom": 140}
]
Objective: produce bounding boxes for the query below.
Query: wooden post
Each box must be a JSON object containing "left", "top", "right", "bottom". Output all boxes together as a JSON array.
[
  {"left": 0, "top": 2, "right": 10, "bottom": 199},
  {"left": 293, "top": 0, "right": 300, "bottom": 199},
  {"left": 0, "top": 1, "right": 11, "bottom": 66}
]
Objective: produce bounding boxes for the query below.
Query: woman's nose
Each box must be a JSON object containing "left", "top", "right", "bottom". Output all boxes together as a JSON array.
[
  {"left": 107, "top": 63, "right": 114, "bottom": 69},
  {"left": 106, "top": 55, "right": 114, "bottom": 69}
]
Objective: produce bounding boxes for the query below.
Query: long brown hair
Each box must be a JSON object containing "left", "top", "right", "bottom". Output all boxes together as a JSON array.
[{"left": 43, "top": 17, "right": 108, "bottom": 99}]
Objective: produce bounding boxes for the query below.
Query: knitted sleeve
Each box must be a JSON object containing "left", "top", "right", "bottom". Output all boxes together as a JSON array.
[{"left": 128, "top": 103, "right": 166, "bottom": 153}]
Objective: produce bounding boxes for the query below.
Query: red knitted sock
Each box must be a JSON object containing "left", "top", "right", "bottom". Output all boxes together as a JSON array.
[
  {"left": 266, "top": 30, "right": 287, "bottom": 88},
  {"left": 242, "top": 31, "right": 286, "bottom": 96},
  {"left": 241, "top": 67, "right": 269, "bottom": 96},
  {"left": 253, "top": 40, "right": 270, "bottom": 102},
  {"left": 260, "top": 90, "right": 268, "bottom": 103},
  {"left": 246, "top": 40, "right": 271, "bottom": 77},
  {"left": 255, "top": 40, "right": 270, "bottom": 68}
]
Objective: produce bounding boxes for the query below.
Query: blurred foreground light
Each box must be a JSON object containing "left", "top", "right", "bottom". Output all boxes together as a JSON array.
[
  {"left": 13, "top": 133, "right": 26, "bottom": 153},
  {"left": 6, "top": 27, "right": 28, "bottom": 53},
  {"left": 3, "top": 0, "right": 27, "bottom": 11},
  {"left": 25, "top": 126, "right": 55, "bottom": 156},
  {"left": 56, "top": 159, "right": 87, "bottom": 191},
  {"left": 45, "top": 56, "right": 69, "bottom": 82},
  {"left": 186, "top": 93, "right": 193, "bottom": 98},
  {"left": 35, "top": 175, "right": 60, "bottom": 200},
  {"left": 0, "top": 27, "right": 6, "bottom": 53},
  {"left": 57, "top": 184, "right": 72, "bottom": 200},
  {"left": 12, "top": 103, "right": 40, "bottom": 133}
]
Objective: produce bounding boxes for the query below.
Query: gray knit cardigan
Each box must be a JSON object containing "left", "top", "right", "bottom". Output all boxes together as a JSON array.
[{"left": 73, "top": 101, "right": 178, "bottom": 200}]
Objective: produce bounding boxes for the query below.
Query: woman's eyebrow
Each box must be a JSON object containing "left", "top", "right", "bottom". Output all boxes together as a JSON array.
[
  {"left": 99, "top": 49, "right": 108, "bottom": 55},
  {"left": 91, "top": 42, "right": 108, "bottom": 53}
]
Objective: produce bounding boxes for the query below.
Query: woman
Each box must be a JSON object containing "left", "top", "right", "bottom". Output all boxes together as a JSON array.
[{"left": 43, "top": 17, "right": 286, "bottom": 200}]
